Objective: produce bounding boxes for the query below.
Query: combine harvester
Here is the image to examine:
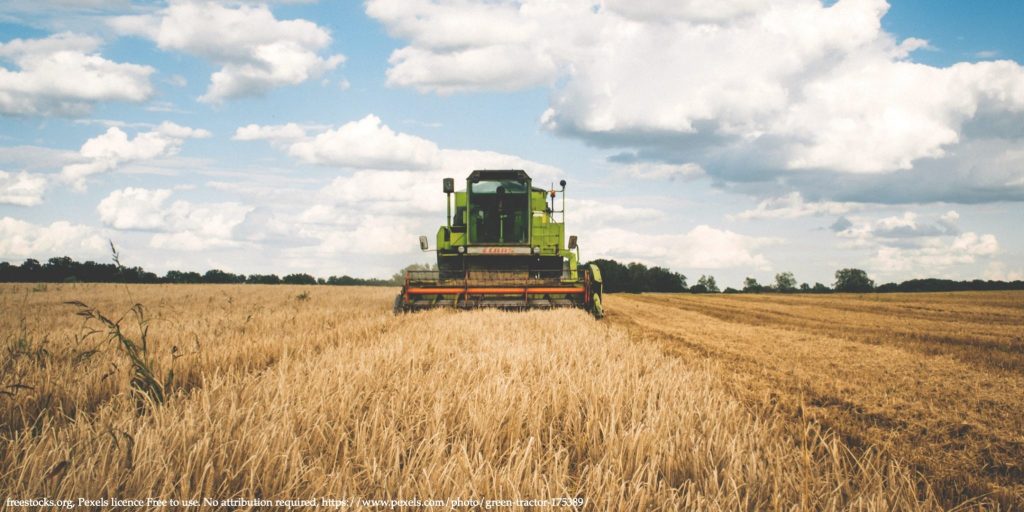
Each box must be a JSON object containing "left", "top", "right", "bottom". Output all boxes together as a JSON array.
[{"left": 395, "top": 170, "right": 603, "bottom": 318}]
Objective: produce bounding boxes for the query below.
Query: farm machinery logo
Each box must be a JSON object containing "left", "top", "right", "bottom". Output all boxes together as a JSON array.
[{"left": 466, "top": 246, "right": 533, "bottom": 255}]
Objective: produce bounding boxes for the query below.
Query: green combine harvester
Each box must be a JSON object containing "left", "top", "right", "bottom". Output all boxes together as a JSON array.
[{"left": 394, "top": 170, "right": 603, "bottom": 318}]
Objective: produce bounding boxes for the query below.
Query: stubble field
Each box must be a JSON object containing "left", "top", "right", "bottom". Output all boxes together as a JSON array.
[{"left": 1, "top": 284, "right": 1021, "bottom": 510}]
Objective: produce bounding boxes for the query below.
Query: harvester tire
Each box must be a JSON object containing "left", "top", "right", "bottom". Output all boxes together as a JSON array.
[
  {"left": 591, "top": 294, "right": 604, "bottom": 319},
  {"left": 393, "top": 294, "right": 405, "bottom": 315}
]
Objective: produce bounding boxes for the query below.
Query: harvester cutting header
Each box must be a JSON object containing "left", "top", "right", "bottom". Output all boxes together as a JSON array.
[{"left": 394, "top": 170, "right": 603, "bottom": 318}]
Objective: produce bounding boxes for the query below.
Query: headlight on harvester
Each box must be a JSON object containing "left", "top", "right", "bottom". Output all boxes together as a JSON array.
[
  {"left": 532, "top": 246, "right": 540, "bottom": 255},
  {"left": 457, "top": 246, "right": 466, "bottom": 253}
]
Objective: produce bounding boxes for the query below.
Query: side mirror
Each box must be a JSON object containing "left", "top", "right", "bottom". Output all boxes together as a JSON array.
[
  {"left": 568, "top": 235, "right": 578, "bottom": 250},
  {"left": 419, "top": 236, "right": 429, "bottom": 251},
  {"left": 443, "top": 178, "right": 454, "bottom": 193}
]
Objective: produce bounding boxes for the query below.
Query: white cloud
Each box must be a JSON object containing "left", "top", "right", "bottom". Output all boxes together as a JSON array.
[
  {"left": 870, "top": 233, "right": 998, "bottom": 274},
  {"left": 97, "top": 187, "right": 252, "bottom": 250},
  {"left": 834, "top": 209, "right": 998, "bottom": 276},
  {"left": 233, "top": 122, "right": 307, "bottom": 143},
  {"left": 0, "top": 170, "right": 47, "bottom": 206},
  {"left": 0, "top": 216, "right": 107, "bottom": 260},
  {"left": 248, "top": 115, "right": 564, "bottom": 181},
  {"left": 60, "top": 122, "right": 211, "bottom": 190},
  {"left": 367, "top": 0, "right": 1024, "bottom": 184},
  {"left": 620, "top": 162, "right": 705, "bottom": 181},
  {"left": 367, "top": 0, "right": 556, "bottom": 93},
  {"left": 733, "top": 192, "right": 861, "bottom": 220},
  {"left": 287, "top": 214, "right": 422, "bottom": 256},
  {"left": 111, "top": 1, "right": 344, "bottom": 102},
  {"left": 983, "top": 261, "right": 1023, "bottom": 281},
  {"left": 288, "top": 114, "right": 442, "bottom": 170},
  {"left": 586, "top": 225, "right": 776, "bottom": 270},
  {"left": 837, "top": 211, "right": 960, "bottom": 243},
  {"left": 0, "top": 32, "right": 154, "bottom": 116}
]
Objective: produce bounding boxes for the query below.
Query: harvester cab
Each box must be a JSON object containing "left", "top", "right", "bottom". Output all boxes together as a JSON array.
[{"left": 394, "top": 170, "right": 604, "bottom": 318}]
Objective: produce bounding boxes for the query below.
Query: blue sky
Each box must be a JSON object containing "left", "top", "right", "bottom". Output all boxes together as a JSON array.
[{"left": 1, "top": 0, "right": 1022, "bottom": 287}]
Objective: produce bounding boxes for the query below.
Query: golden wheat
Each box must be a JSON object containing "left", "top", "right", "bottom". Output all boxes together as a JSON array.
[{"left": 1, "top": 284, "right": 940, "bottom": 510}]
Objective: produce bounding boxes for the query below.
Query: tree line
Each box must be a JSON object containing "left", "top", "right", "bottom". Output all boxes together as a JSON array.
[
  {"left": 0, "top": 256, "right": 393, "bottom": 286},
  {"left": 2, "top": 255, "right": 1021, "bottom": 294},
  {"left": 587, "top": 259, "right": 1024, "bottom": 294}
]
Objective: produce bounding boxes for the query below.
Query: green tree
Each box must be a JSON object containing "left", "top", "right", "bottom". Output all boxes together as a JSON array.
[
  {"left": 696, "top": 274, "right": 719, "bottom": 293},
  {"left": 774, "top": 271, "right": 797, "bottom": 292},
  {"left": 812, "top": 282, "right": 831, "bottom": 293},
  {"left": 743, "top": 277, "right": 763, "bottom": 293},
  {"left": 282, "top": 274, "right": 313, "bottom": 286},
  {"left": 834, "top": 268, "right": 874, "bottom": 293}
]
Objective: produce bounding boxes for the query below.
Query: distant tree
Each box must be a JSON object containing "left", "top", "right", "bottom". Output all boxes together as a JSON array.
[
  {"left": 723, "top": 287, "right": 740, "bottom": 294},
  {"left": 283, "top": 273, "right": 317, "bottom": 285},
  {"left": 834, "top": 268, "right": 874, "bottom": 293},
  {"left": 799, "top": 282, "right": 811, "bottom": 292},
  {"left": 21, "top": 258, "right": 41, "bottom": 277},
  {"left": 203, "top": 269, "right": 245, "bottom": 284},
  {"left": 0, "top": 262, "right": 14, "bottom": 281},
  {"left": 645, "top": 266, "right": 687, "bottom": 292},
  {"left": 689, "top": 283, "right": 708, "bottom": 294},
  {"left": 324, "top": 275, "right": 391, "bottom": 286},
  {"left": 625, "top": 262, "right": 649, "bottom": 293},
  {"left": 696, "top": 274, "right": 719, "bottom": 293},
  {"left": 165, "top": 270, "right": 202, "bottom": 283},
  {"left": 586, "top": 259, "right": 684, "bottom": 293},
  {"left": 774, "top": 272, "right": 797, "bottom": 292},
  {"left": 812, "top": 282, "right": 831, "bottom": 293},
  {"left": 876, "top": 282, "right": 899, "bottom": 293},
  {"left": 246, "top": 274, "right": 281, "bottom": 285},
  {"left": 743, "top": 277, "right": 763, "bottom": 293}
]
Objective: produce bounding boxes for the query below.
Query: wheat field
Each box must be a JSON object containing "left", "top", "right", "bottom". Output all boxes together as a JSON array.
[{"left": 2, "top": 284, "right": 1019, "bottom": 509}]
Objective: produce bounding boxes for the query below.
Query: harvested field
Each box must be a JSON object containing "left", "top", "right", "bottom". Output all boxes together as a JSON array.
[
  {"left": 1, "top": 284, "right": 1020, "bottom": 509},
  {"left": 607, "top": 291, "right": 1024, "bottom": 508}
]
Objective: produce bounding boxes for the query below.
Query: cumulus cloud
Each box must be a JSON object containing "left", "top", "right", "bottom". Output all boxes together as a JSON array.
[
  {"left": 834, "top": 209, "right": 998, "bottom": 276},
  {"left": 836, "top": 211, "right": 961, "bottom": 244},
  {"left": 233, "top": 122, "right": 307, "bottom": 143},
  {"left": 869, "top": 233, "right": 998, "bottom": 274},
  {"left": 242, "top": 115, "right": 564, "bottom": 180},
  {"left": 732, "top": 192, "right": 862, "bottom": 220},
  {"left": 97, "top": 187, "right": 252, "bottom": 250},
  {"left": 984, "top": 262, "right": 1023, "bottom": 281},
  {"left": 288, "top": 115, "right": 442, "bottom": 170},
  {"left": 0, "top": 216, "right": 107, "bottom": 260},
  {"left": 0, "top": 32, "right": 154, "bottom": 116},
  {"left": 367, "top": 0, "right": 1024, "bottom": 203},
  {"left": 60, "top": 122, "right": 211, "bottom": 190},
  {"left": 111, "top": 1, "right": 344, "bottom": 102},
  {"left": 0, "top": 170, "right": 47, "bottom": 206},
  {"left": 286, "top": 214, "right": 423, "bottom": 257}
]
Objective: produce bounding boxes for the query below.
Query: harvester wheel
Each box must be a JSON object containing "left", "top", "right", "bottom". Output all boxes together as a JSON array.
[
  {"left": 591, "top": 294, "right": 604, "bottom": 319},
  {"left": 392, "top": 294, "right": 405, "bottom": 315}
]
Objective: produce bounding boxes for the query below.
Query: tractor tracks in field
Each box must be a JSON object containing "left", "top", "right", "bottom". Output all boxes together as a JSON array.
[{"left": 605, "top": 293, "right": 1024, "bottom": 508}]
